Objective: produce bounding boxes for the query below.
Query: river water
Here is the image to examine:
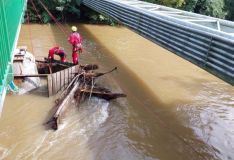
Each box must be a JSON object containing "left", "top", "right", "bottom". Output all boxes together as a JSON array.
[{"left": 0, "top": 24, "right": 234, "bottom": 160}]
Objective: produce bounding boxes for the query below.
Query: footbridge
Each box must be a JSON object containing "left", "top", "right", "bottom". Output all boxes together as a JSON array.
[
  {"left": 0, "top": 0, "right": 27, "bottom": 111},
  {"left": 82, "top": 0, "right": 234, "bottom": 86}
]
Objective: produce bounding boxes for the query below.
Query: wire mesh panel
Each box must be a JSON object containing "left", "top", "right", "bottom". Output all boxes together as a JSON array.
[{"left": 0, "top": 0, "right": 26, "bottom": 93}]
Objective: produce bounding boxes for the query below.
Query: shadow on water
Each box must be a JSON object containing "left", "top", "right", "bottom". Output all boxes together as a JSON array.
[{"left": 47, "top": 23, "right": 224, "bottom": 160}]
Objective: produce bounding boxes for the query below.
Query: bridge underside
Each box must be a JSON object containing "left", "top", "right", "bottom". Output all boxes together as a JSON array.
[{"left": 83, "top": 0, "right": 234, "bottom": 85}]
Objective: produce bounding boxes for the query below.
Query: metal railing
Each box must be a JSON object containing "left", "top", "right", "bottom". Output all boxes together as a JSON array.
[{"left": 82, "top": 0, "right": 234, "bottom": 85}]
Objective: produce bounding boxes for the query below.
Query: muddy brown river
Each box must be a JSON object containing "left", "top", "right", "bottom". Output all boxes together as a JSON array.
[{"left": 0, "top": 24, "right": 234, "bottom": 160}]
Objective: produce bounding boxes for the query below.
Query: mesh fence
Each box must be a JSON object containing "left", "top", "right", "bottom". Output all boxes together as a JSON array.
[{"left": 0, "top": 0, "right": 26, "bottom": 92}]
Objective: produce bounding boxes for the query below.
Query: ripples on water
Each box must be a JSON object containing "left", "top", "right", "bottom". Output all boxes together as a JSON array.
[
  {"left": 177, "top": 82, "right": 234, "bottom": 160},
  {"left": 2, "top": 24, "right": 234, "bottom": 160},
  {"left": 30, "top": 98, "right": 110, "bottom": 160},
  {"left": 0, "top": 97, "right": 113, "bottom": 160},
  {"left": 0, "top": 96, "right": 151, "bottom": 160}
]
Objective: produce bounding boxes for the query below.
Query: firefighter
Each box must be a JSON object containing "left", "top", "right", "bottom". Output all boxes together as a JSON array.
[
  {"left": 68, "top": 26, "right": 83, "bottom": 65},
  {"left": 48, "top": 46, "right": 66, "bottom": 63}
]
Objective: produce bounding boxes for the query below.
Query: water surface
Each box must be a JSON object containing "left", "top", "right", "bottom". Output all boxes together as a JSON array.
[{"left": 0, "top": 24, "right": 233, "bottom": 160}]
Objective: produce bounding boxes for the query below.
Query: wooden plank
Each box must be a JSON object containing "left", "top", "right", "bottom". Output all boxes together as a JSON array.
[
  {"left": 68, "top": 68, "right": 71, "bottom": 83},
  {"left": 63, "top": 69, "right": 66, "bottom": 89},
  {"left": 14, "top": 54, "right": 24, "bottom": 57},
  {"left": 13, "top": 59, "right": 24, "bottom": 62},
  {"left": 47, "top": 74, "right": 53, "bottom": 97},
  {"left": 60, "top": 70, "right": 62, "bottom": 91},
  {"left": 55, "top": 72, "right": 58, "bottom": 93},
  {"left": 56, "top": 72, "right": 61, "bottom": 93},
  {"left": 71, "top": 66, "right": 76, "bottom": 80},
  {"left": 72, "top": 66, "right": 76, "bottom": 77},
  {"left": 48, "top": 65, "right": 52, "bottom": 74},
  {"left": 52, "top": 73, "right": 57, "bottom": 95},
  {"left": 64, "top": 68, "right": 68, "bottom": 88},
  {"left": 69, "top": 67, "right": 73, "bottom": 81},
  {"left": 68, "top": 67, "right": 70, "bottom": 84},
  {"left": 46, "top": 65, "right": 80, "bottom": 96},
  {"left": 14, "top": 74, "right": 48, "bottom": 78},
  {"left": 70, "top": 67, "right": 73, "bottom": 82},
  {"left": 60, "top": 70, "right": 63, "bottom": 91}
]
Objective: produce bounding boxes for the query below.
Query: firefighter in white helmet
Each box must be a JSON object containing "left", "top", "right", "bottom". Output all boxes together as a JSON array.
[{"left": 68, "top": 26, "right": 83, "bottom": 64}]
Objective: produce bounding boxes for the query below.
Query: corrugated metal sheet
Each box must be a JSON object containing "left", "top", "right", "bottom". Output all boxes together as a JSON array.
[{"left": 83, "top": 0, "right": 234, "bottom": 85}]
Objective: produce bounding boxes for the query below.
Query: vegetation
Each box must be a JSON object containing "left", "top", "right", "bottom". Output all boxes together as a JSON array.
[
  {"left": 225, "top": 0, "right": 234, "bottom": 21},
  {"left": 26, "top": 0, "right": 234, "bottom": 24},
  {"left": 142, "top": 0, "right": 184, "bottom": 7},
  {"left": 27, "top": 0, "right": 81, "bottom": 23},
  {"left": 26, "top": 0, "right": 117, "bottom": 24},
  {"left": 183, "top": 0, "right": 226, "bottom": 19},
  {"left": 143, "top": 0, "right": 233, "bottom": 20}
]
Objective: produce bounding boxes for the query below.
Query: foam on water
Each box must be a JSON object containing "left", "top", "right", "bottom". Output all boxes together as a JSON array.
[
  {"left": 74, "top": 98, "right": 110, "bottom": 138},
  {"left": 10, "top": 97, "right": 110, "bottom": 160},
  {"left": 0, "top": 146, "right": 9, "bottom": 160}
]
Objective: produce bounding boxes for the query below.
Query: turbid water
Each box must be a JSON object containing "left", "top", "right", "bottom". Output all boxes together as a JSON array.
[{"left": 0, "top": 24, "right": 233, "bottom": 160}]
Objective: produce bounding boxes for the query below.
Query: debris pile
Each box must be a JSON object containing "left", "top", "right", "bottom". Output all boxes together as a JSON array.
[
  {"left": 13, "top": 55, "right": 126, "bottom": 130},
  {"left": 46, "top": 63, "right": 126, "bottom": 130}
]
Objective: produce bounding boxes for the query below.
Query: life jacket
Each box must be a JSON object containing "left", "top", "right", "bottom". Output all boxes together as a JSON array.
[
  {"left": 55, "top": 48, "right": 65, "bottom": 57},
  {"left": 68, "top": 32, "right": 82, "bottom": 46},
  {"left": 49, "top": 47, "right": 65, "bottom": 58},
  {"left": 48, "top": 47, "right": 59, "bottom": 58}
]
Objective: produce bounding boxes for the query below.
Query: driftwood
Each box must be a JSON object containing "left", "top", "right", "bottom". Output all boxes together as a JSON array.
[
  {"left": 83, "top": 67, "right": 117, "bottom": 78},
  {"left": 75, "top": 88, "right": 127, "bottom": 101},
  {"left": 46, "top": 63, "right": 126, "bottom": 130},
  {"left": 76, "top": 67, "right": 118, "bottom": 86},
  {"left": 81, "top": 64, "right": 99, "bottom": 71}
]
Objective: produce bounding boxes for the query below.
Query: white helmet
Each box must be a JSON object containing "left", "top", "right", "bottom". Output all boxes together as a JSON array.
[{"left": 71, "top": 26, "right": 77, "bottom": 32}]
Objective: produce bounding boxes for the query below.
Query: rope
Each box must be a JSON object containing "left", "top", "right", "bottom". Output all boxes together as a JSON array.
[
  {"left": 37, "top": 0, "right": 70, "bottom": 36},
  {"left": 30, "top": 0, "right": 43, "bottom": 24},
  {"left": 35, "top": 0, "right": 87, "bottom": 61},
  {"left": 26, "top": 11, "right": 35, "bottom": 54}
]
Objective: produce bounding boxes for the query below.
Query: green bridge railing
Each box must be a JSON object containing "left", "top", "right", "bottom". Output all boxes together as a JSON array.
[{"left": 0, "top": 0, "right": 26, "bottom": 107}]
